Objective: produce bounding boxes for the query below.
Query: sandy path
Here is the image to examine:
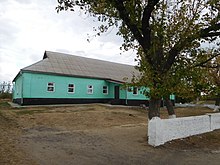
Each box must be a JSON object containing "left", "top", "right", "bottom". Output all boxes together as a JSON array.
[{"left": 20, "top": 124, "right": 220, "bottom": 165}]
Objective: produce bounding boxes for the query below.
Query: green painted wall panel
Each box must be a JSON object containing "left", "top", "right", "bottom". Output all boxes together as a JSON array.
[
  {"left": 14, "top": 72, "right": 171, "bottom": 102},
  {"left": 22, "top": 72, "right": 116, "bottom": 99},
  {"left": 126, "top": 87, "right": 149, "bottom": 100}
]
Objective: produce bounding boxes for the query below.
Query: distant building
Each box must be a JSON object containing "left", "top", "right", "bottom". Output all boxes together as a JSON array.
[{"left": 12, "top": 51, "right": 174, "bottom": 106}]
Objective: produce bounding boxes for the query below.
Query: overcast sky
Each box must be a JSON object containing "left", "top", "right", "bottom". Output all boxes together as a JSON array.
[{"left": 0, "top": 0, "right": 137, "bottom": 83}]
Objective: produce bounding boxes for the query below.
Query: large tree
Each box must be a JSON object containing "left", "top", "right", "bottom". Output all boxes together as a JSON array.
[{"left": 57, "top": 0, "right": 220, "bottom": 119}]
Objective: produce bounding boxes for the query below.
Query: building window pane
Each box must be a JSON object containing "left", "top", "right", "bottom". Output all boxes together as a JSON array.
[
  {"left": 68, "top": 84, "right": 75, "bottom": 93},
  {"left": 133, "top": 87, "right": 138, "bottom": 95},
  {"left": 103, "top": 86, "right": 108, "bottom": 94},
  {"left": 47, "top": 82, "right": 55, "bottom": 92},
  {"left": 87, "top": 85, "right": 93, "bottom": 94}
]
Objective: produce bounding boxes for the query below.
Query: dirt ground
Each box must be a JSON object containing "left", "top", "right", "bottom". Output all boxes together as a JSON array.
[{"left": 1, "top": 100, "right": 220, "bottom": 165}]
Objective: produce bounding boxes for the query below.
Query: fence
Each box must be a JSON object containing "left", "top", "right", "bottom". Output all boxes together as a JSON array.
[{"left": 148, "top": 113, "right": 220, "bottom": 146}]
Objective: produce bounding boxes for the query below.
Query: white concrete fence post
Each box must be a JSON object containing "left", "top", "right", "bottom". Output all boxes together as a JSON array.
[
  {"left": 148, "top": 117, "right": 164, "bottom": 146},
  {"left": 209, "top": 113, "right": 220, "bottom": 130}
]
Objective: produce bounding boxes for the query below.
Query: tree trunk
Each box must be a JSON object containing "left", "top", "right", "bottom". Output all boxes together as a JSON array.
[
  {"left": 215, "top": 97, "right": 220, "bottom": 106},
  {"left": 165, "top": 98, "right": 176, "bottom": 118},
  {"left": 214, "top": 94, "right": 220, "bottom": 112},
  {"left": 148, "top": 98, "right": 161, "bottom": 119}
]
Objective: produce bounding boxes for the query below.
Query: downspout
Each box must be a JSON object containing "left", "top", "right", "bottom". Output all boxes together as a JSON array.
[{"left": 125, "top": 88, "right": 128, "bottom": 105}]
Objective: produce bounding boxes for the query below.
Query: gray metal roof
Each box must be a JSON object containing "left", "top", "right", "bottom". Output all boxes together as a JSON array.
[{"left": 20, "top": 51, "right": 139, "bottom": 83}]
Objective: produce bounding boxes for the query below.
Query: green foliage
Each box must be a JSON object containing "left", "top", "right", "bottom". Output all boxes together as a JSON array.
[
  {"left": 200, "top": 56, "right": 220, "bottom": 99},
  {"left": 57, "top": 0, "right": 220, "bottom": 101}
]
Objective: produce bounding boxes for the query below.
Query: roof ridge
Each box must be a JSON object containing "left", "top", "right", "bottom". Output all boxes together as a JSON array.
[{"left": 44, "top": 50, "right": 135, "bottom": 67}]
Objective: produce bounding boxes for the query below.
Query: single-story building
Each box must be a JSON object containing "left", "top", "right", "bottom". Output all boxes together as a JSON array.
[{"left": 12, "top": 51, "right": 174, "bottom": 106}]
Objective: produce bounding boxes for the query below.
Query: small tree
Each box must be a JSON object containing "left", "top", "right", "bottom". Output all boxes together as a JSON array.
[
  {"left": 190, "top": 51, "right": 220, "bottom": 110},
  {"left": 0, "top": 82, "right": 12, "bottom": 99},
  {"left": 0, "top": 82, "right": 6, "bottom": 94},
  {"left": 204, "top": 56, "right": 220, "bottom": 110},
  {"left": 211, "top": 57, "right": 220, "bottom": 108}
]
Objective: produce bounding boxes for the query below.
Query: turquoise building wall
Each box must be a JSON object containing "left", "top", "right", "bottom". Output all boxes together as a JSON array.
[
  {"left": 12, "top": 72, "right": 177, "bottom": 106},
  {"left": 13, "top": 72, "right": 149, "bottom": 102},
  {"left": 19, "top": 72, "right": 114, "bottom": 99},
  {"left": 119, "top": 87, "right": 149, "bottom": 100},
  {"left": 13, "top": 74, "right": 23, "bottom": 99}
]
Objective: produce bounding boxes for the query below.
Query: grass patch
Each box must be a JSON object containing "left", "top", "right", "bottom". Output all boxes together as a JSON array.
[
  {"left": 15, "top": 110, "right": 35, "bottom": 115},
  {"left": 15, "top": 109, "right": 48, "bottom": 115}
]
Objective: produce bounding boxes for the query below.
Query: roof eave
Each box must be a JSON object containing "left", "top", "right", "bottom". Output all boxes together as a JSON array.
[
  {"left": 21, "top": 70, "right": 127, "bottom": 84},
  {"left": 12, "top": 71, "right": 22, "bottom": 82}
]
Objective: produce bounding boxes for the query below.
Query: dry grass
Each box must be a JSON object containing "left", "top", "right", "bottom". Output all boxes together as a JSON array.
[{"left": 160, "top": 106, "right": 215, "bottom": 119}]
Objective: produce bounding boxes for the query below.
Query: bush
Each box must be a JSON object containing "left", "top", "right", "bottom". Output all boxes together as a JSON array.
[{"left": 0, "top": 93, "right": 12, "bottom": 99}]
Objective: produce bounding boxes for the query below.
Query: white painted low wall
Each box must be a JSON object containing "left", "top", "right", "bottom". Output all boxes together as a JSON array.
[
  {"left": 209, "top": 113, "right": 220, "bottom": 130},
  {"left": 148, "top": 113, "right": 220, "bottom": 147}
]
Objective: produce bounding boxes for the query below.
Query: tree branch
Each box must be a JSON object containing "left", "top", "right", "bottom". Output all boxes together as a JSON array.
[
  {"left": 111, "top": 0, "right": 145, "bottom": 48},
  {"left": 163, "top": 22, "right": 220, "bottom": 73},
  {"left": 200, "top": 31, "right": 220, "bottom": 38},
  {"left": 111, "top": 0, "right": 159, "bottom": 65},
  {"left": 162, "top": 47, "right": 179, "bottom": 73},
  {"left": 200, "top": 23, "right": 220, "bottom": 38},
  {"left": 198, "top": 64, "right": 219, "bottom": 68},
  {"left": 193, "top": 53, "right": 220, "bottom": 68},
  {"left": 142, "top": 0, "right": 160, "bottom": 50}
]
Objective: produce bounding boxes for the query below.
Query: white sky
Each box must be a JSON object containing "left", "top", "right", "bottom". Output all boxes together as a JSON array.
[{"left": 0, "top": 0, "right": 137, "bottom": 83}]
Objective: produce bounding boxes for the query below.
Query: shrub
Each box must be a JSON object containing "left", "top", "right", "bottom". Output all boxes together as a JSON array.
[{"left": 0, "top": 93, "right": 12, "bottom": 99}]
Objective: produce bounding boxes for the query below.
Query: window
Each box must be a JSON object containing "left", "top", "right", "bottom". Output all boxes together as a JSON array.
[
  {"left": 47, "top": 82, "right": 55, "bottom": 92},
  {"left": 103, "top": 86, "right": 108, "bottom": 94},
  {"left": 133, "top": 87, "right": 138, "bottom": 95},
  {"left": 87, "top": 85, "right": 93, "bottom": 94},
  {"left": 68, "top": 84, "right": 75, "bottom": 93}
]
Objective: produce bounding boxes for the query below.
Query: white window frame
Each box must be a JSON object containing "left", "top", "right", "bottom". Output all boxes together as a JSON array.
[
  {"left": 68, "top": 83, "right": 75, "bottom": 93},
  {"left": 133, "top": 87, "right": 138, "bottom": 95},
  {"left": 47, "top": 82, "right": 55, "bottom": 92},
  {"left": 87, "top": 85, "right": 93, "bottom": 94},
  {"left": 103, "top": 86, "right": 108, "bottom": 94}
]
